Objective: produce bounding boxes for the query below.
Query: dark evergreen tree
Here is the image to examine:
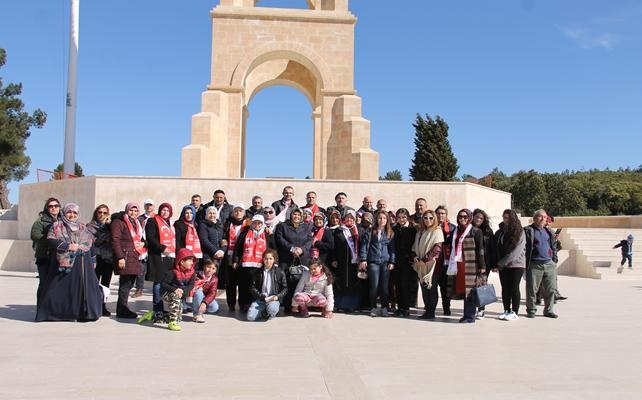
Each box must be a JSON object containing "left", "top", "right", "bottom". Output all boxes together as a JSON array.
[
  {"left": 409, "top": 114, "right": 459, "bottom": 181},
  {"left": 0, "top": 48, "right": 46, "bottom": 208}
]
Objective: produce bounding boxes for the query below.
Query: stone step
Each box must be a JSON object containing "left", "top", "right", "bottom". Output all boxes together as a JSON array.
[
  {"left": 0, "top": 239, "right": 35, "bottom": 272},
  {"left": 0, "top": 220, "right": 18, "bottom": 240}
]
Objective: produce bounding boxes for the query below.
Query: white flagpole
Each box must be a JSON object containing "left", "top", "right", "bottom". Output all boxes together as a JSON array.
[{"left": 63, "top": 0, "right": 79, "bottom": 176}]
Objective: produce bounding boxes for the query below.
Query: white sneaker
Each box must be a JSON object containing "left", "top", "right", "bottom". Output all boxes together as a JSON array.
[
  {"left": 498, "top": 311, "right": 510, "bottom": 320},
  {"left": 505, "top": 311, "right": 519, "bottom": 321}
]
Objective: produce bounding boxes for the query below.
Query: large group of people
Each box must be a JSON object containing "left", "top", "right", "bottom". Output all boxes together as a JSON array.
[{"left": 31, "top": 186, "right": 566, "bottom": 330}]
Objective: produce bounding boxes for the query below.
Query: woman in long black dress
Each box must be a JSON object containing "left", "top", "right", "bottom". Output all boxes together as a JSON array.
[
  {"left": 331, "top": 210, "right": 363, "bottom": 313},
  {"left": 36, "top": 203, "right": 103, "bottom": 322}
]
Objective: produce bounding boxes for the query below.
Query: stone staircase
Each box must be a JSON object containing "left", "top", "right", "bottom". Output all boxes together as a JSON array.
[
  {"left": 559, "top": 228, "right": 642, "bottom": 280},
  {"left": 0, "top": 206, "right": 35, "bottom": 272}
]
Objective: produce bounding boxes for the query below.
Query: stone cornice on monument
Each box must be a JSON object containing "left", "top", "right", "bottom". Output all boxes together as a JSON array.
[{"left": 211, "top": 6, "right": 357, "bottom": 25}]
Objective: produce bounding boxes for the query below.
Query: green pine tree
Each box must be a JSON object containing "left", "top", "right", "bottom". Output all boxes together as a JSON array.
[
  {"left": 409, "top": 114, "right": 459, "bottom": 181},
  {"left": 0, "top": 48, "right": 47, "bottom": 208}
]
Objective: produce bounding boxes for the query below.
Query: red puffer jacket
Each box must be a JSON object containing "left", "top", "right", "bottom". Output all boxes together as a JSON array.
[{"left": 192, "top": 271, "right": 219, "bottom": 305}]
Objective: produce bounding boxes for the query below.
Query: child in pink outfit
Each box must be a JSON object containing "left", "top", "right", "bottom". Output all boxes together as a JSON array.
[{"left": 292, "top": 260, "right": 334, "bottom": 318}]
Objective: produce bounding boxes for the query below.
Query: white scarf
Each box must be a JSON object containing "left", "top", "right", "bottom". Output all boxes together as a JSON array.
[
  {"left": 341, "top": 226, "right": 358, "bottom": 264},
  {"left": 446, "top": 224, "right": 472, "bottom": 276}
]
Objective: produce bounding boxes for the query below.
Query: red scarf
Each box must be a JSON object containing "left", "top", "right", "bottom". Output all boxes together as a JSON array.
[
  {"left": 227, "top": 224, "right": 242, "bottom": 256},
  {"left": 442, "top": 221, "right": 452, "bottom": 260},
  {"left": 304, "top": 204, "right": 319, "bottom": 215},
  {"left": 154, "top": 215, "right": 175, "bottom": 257},
  {"left": 175, "top": 266, "right": 195, "bottom": 283},
  {"left": 310, "top": 227, "right": 325, "bottom": 259},
  {"left": 241, "top": 230, "right": 267, "bottom": 268},
  {"left": 124, "top": 215, "right": 147, "bottom": 259},
  {"left": 184, "top": 223, "right": 203, "bottom": 259}
]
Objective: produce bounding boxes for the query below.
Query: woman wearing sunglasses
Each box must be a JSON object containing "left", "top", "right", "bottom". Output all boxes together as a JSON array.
[
  {"left": 445, "top": 209, "right": 486, "bottom": 323},
  {"left": 31, "top": 197, "right": 62, "bottom": 306},
  {"left": 412, "top": 210, "right": 444, "bottom": 320},
  {"left": 86, "top": 204, "right": 114, "bottom": 316}
]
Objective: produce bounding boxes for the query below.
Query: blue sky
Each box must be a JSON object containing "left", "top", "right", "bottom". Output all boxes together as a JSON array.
[{"left": 2, "top": 0, "right": 641, "bottom": 202}]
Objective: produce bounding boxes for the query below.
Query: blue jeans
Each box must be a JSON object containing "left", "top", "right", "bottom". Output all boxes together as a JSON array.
[
  {"left": 247, "top": 300, "right": 280, "bottom": 321},
  {"left": 368, "top": 262, "right": 390, "bottom": 309},
  {"left": 463, "top": 296, "right": 476, "bottom": 321},
  {"left": 135, "top": 261, "right": 147, "bottom": 289},
  {"left": 192, "top": 288, "right": 220, "bottom": 315}
]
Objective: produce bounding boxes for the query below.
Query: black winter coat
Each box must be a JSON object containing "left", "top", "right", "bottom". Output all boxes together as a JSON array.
[
  {"left": 480, "top": 227, "right": 498, "bottom": 270},
  {"left": 249, "top": 267, "right": 288, "bottom": 302},
  {"left": 145, "top": 217, "right": 174, "bottom": 282},
  {"left": 275, "top": 221, "right": 312, "bottom": 266},
  {"left": 87, "top": 221, "right": 113, "bottom": 263},
  {"left": 160, "top": 269, "right": 196, "bottom": 300},
  {"left": 200, "top": 201, "right": 234, "bottom": 227},
  {"left": 394, "top": 224, "right": 416, "bottom": 268},
  {"left": 310, "top": 227, "right": 335, "bottom": 266},
  {"left": 198, "top": 219, "right": 225, "bottom": 262}
]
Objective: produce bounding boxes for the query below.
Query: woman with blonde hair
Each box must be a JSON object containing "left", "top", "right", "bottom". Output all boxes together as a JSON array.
[{"left": 412, "top": 210, "right": 444, "bottom": 320}]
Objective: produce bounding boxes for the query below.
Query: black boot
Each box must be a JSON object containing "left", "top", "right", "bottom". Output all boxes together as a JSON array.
[{"left": 102, "top": 304, "right": 111, "bottom": 317}]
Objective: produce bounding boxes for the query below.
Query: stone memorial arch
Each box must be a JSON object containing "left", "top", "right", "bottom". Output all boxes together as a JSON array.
[{"left": 181, "top": 0, "right": 379, "bottom": 180}]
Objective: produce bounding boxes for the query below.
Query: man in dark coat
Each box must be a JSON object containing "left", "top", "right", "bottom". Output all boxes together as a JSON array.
[
  {"left": 614, "top": 234, "right": 634, "bottom": 269},
  {"left": 326, "top": 192, "right": 355, "bottom": 219},
  {"left": 201, "top": 189, "right": 234, "bottom": 227},
  {"left": 272, "top": 185, "right": 298, "bottom": 221},
  {"left": 245, "top": 195, "right": 264, "bottom": 220},
  {"left": 410, "top": 198, "right": 428, "bottom": 225}
]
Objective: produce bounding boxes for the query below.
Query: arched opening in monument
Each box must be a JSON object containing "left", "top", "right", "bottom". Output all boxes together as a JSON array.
[
  {"left": 240, "top": 56, "right": 322, "bottom": 179},
  {"left": 244, "top": 85, "right": 313, "bottom": 179}
]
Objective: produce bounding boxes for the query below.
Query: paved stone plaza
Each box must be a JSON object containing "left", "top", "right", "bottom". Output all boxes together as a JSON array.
[{"left": 1, "top": 271, "right": 641, "bottom": 399}]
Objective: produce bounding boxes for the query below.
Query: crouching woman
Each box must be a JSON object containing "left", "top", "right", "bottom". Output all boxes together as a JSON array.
[
  {"left": 292, "top": 259, "right": 335, "bottom": 318},
  {"left": 247, "top": 249, "right": 288, "bottom": 321}
]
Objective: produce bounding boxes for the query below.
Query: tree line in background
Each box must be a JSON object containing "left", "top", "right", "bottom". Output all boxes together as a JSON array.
[
  {"left": 381, "top": 113, "right": 642, "bottom": 217},
  {"left": 481, "top": 167, "right": 642, "bottom": 217}
]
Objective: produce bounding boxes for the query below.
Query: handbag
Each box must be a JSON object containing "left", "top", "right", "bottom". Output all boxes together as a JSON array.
[
  {"left": 471, "top": 282, "right": 498, "bottom": 308},
  {"left": 288, "top": 257, "right": 308, "bottom": 278}
]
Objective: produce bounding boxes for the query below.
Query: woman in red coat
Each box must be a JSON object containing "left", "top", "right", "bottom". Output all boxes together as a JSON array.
[{"left": 111, "top": 202, "right": 146, "bottom": 319}]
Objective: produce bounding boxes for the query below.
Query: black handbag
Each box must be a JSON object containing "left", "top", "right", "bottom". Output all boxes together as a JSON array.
[
  {"left": 288, "top": 257, "right": 307, "bottom": 279},
  {"left": 471, "top": 283, "right": 498, "bottom": 308}
]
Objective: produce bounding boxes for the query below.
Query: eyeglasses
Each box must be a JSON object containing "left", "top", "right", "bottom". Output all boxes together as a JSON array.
[
  {"left": 457, "top": 215, "right": 469, "bottom": 220},
  {"left": 264, "top": 210, "right": 274, "bottom": 215},
  {"left": 97, "top": 211, "right": 109, "bottom": 215},
  {"left": 422, "top": 216, "right": 434, "bottom": 220},
  {"left": 48, "top": 204, "right": 60, "bottom": 209}
]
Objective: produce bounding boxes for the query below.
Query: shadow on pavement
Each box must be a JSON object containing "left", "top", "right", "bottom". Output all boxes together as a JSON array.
[{"left": 0, "top": 304, "right": 36, "bottom": 322}]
